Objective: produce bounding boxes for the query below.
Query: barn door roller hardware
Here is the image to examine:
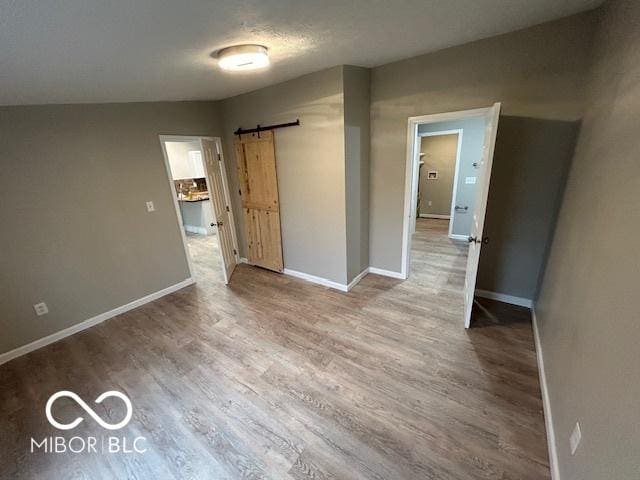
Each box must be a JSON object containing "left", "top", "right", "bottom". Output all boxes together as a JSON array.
[{"left": 234, "top": 119, "right": 300, "bottom": 137}]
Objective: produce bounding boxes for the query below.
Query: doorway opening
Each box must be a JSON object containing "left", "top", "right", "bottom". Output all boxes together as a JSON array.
[
  {"left": 159, "top": 135, "right": 239, "bottom": 284},
  {"left": 415, "top": 129, "right": 466, "bottom": 241},
  {"left": 402, "top": 104, "right": 501, "bottom": 327}
]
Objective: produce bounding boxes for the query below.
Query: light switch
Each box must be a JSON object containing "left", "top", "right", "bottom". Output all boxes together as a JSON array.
[
  {"left": 465, "top": 177, "right": 477, "bottom": 184},
  {"left": 146, "top": 201, "right": 155, "bottom": 212}
]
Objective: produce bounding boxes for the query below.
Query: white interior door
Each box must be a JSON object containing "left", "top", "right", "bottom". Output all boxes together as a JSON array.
[
  {"left": 463, "top": 103, "right": 501, "bottom": 328},
  {"left": 201, "top": 139, "right": 237, "bottom": 284}
]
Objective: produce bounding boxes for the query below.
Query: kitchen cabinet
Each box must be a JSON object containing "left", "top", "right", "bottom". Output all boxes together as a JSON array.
[
  {"left": 180, "top": 199, "right": 215, "bottom": 235},
  {"left": 187, "top": 150, "right": 205, "bottom": 178}
]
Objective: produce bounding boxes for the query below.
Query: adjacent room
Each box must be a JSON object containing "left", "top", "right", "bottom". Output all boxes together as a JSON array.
[
  {"left": 161, "top": 135, "right": 239, "bottom": 284},
  {"left": 162, "top": 139, "right": 219, "bottom": 277},
  {"left": 404, "top": 106, "right": 498, "bottom": 327},
  {"left": 1, "top": 0, "right": 637, "bottom": 479}
]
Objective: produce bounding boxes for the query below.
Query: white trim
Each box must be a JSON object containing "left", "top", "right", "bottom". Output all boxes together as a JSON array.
[
  {"left": 408, "top": 108, "right": 491, "bottom": 125},
  {"left": 283, "top": 268, "right": 349, "bottom": 292},
  {"left": 475, "top": 289, "right": 532, "bottom": 308},
  {"left": 241, "top": 258, "right": 369, "bottom": 293},
  {"left": 282, "top": 267, "right": 368, "bottom": 292},
  {"left": 159, "top": 136, "right": 197, "bottom": 279},
  {"left": 448, "top": 131, "right": 464, "bottom": 238},
  {"left": 368, "top": 267, "right": 405, "bottom": 279},
  {"left": 158, "top": 135, "right": 217, "bottom": 143},
  {"left": 449, "top": 234, "right": 468, "bottom": 242},
  {"left": 402, "top": 107, "right": 492, "bottom": 280},
  {"left": 418, "top": 129, "right": 463, "bottom": 138},
  {"left": 346, "top": 269, "right": 369, "bottom": 291},
  {"left": 532, "top": 306, "right": 561, "bottom": 480},
  {"left": 418, "top": 214, "right": 450, "bottom": 219},
  {"left": 0, "top": 278, "right": 194, "bottom": 366}
]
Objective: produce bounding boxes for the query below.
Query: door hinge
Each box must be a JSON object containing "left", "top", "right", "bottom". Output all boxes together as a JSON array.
[
  {"left": 233, "top": 249, "right": 237, "bottom": 255},
  {"left": 238, "top": 189, "right": 242, "bottom": 196},
  {"left": 225, "top": 205, "right": 230, "bottom": 212},
  {"left": 217, "top": 153, "right": 221, "bottom": 161}
]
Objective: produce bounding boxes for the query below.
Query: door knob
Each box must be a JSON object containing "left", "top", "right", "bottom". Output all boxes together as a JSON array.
[
  {"left": 468, "top": 236, "right": 489, "bottom": 245},
  {"left": 210, "top": 222, "right": 215, "bottom": 227}
]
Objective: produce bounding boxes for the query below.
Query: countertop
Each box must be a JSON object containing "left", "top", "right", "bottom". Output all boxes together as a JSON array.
[{"left": 178, "top": 196, "right": 210, "bottom": 203}]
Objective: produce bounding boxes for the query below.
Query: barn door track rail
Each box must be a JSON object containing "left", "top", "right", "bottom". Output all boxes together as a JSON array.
[{"left": 234, "top": 119, "right": 300, "bottom": 137}]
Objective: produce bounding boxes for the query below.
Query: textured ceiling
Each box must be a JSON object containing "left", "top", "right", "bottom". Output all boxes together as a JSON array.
[{"left": 0, "top": 0, "right": 602, "bottom": 105}]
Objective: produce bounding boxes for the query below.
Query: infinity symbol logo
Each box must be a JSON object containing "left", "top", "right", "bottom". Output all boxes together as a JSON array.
[{"left": 45, "top": 391, "right": 132, "bottom": 430}]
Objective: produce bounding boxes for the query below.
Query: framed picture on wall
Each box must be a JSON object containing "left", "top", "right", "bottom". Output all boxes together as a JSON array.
[{"left": 427, "top": 170, "right": 438, "bottom": 180}]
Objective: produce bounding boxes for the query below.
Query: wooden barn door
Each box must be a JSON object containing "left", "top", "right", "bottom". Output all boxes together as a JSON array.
[{"left": 234, "top": 131, "right": 284, "bottom": 273}]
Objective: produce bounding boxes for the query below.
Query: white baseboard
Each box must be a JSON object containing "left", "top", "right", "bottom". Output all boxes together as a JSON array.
[
  {"left": 532, "top": 306, "right": 560, "bottom": 480},
  {"left": 367, "top": 267, "right": 405, "bottom": 279},
  {"left": 283, "top": 268, "right": 349, "bottom": 292},
  {"left": 245, "top": 263, "right": 397, "bottom": 292},
  {"left": 419, "top": 214, "right": 450, "bottom": 219},
  {"left": 475, "top": 289, "right": 533, "bottom": 308},
  {"left": 0, "top": 278, "right": 195, "bottom": 366},
  {"left": 346, "top": 268, "right": 369, "bottom": 291},
  {"left": 239, "top": 257, "right": 248, "bottom": 264}
]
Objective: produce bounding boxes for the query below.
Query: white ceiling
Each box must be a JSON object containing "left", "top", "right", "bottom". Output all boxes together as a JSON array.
[{"left": 0, "top": 0, "right": 602, "bottom": 106}]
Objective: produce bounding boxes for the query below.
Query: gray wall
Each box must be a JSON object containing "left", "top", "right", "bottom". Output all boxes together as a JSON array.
[
  {"left": 478, "top": 116, "right": 579, "bottom": 298},
  {"left": 418, "top": 117, "right": 486, "bottom": 236},
  {"left": 419, "top": 134, "right": 457, "bottom": 217},
  {"left": 343, "top": 66, "right": 371, "bottom": 282},
  {"left": 369, "top": 12, "right": 595, "bottom": 299},
  {"left": 220, "top": 67, "right": 348, "bottom": 284},
  {"left": 536, "top": 1, "right": 640, "bottom": 478},
  {"left": 0, "top": 101, "right": 222, "bottom": 355}
]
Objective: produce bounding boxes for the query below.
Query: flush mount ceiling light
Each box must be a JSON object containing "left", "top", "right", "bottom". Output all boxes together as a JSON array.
[{"left": 217, "top": 45, "right": 269, "bottom": 71}]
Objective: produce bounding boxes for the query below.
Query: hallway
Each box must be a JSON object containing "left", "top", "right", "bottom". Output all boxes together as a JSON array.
[{"left": 186, "top": 232, "right": 223, "bottom": 283}]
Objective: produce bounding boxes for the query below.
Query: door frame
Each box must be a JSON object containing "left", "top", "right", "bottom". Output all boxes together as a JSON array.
[
  {"left": 401, "top": 106, "right": 494, "bottom": 279},
  {"left": 158, "top": 135, "right": 239, "bottom": 280},
  {"left": 415, "top": 129, "right": 465, "bottom": 240}
]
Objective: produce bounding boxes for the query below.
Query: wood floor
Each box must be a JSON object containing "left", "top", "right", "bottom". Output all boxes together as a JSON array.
[
  {"left": 186, "top": 231, "right": 224, "bottom": 283},
  {"left": 0, "top": 219, "right": 550, "bottom": 479}
]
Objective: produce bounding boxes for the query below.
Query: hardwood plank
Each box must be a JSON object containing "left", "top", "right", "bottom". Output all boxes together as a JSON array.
[{"left": 0, "top": 220, "right": 550, "bottom": 479}]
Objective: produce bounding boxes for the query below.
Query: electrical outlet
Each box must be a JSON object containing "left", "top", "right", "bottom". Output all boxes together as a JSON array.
[
  {"left": 33, "top": 302, "right": 49, "bottom": 316},
  {"left": 570, "top": 422, "right": 582, "bottom": 455},
  {"left": 146, "top": 201, "right": 155, "bottom": 212},
  {"left": 428, "top": 200, "right": 432, "bottom": 206}
]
